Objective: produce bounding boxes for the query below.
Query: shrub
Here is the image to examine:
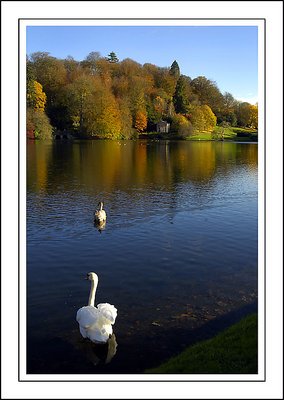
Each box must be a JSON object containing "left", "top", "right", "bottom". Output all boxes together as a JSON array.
[
  {"left": 170, "top": 114, "right": 193, "bottom": 138},
  {"left": 27, "top": 108, "right": 53, "bottom": 140}
]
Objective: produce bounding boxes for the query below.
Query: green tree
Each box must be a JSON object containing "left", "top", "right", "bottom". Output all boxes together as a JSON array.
[
  {"left": 169, "top": 60, "right": 180, "bottom": 79},
  {"left": 226, "top": 112, "right": 238, "bottom": 126},
  {"left": 107, "top": 51, "right": 119, "bottom": 63},
  {"left": 173, "top": 75, "right": 191, "bottom": 114},
  {"left": 236, "top": 102, "right": 253, "bottom": 127}
]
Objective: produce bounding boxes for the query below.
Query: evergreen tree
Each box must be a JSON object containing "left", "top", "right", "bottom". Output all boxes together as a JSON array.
[
  {"left": 173, "top": 75, "right": 190, "bottom": 114},
  {"left": 107, "top": 51, "right": 119, "bottom": 63},
  {"left": 169, "top": 60, "right": 180, "bottom": 78}
]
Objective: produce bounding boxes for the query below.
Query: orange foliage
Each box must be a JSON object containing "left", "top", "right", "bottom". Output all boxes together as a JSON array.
[{"left": 134, "top": 111, "right": 147, "bottom": 132}]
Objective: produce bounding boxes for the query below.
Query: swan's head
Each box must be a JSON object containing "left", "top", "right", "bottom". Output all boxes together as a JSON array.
[{"left": 86, "top": 272, "right": 98, "bottom": 282}]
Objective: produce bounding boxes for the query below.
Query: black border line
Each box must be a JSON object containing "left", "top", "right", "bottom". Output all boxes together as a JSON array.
[
  {"left": 20, "top": 17, "right": 265, "bottom": 20},
  {"left": 263, "top": 17, "right": 266, "bottom": 382},
  {"left": 19, "top": 18, "right": 266, "bottom": 383}
]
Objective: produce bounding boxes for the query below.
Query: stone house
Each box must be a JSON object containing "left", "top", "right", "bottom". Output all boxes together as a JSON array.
[{"left": 156, "top": 120, "right": 170, "bottom": 133}]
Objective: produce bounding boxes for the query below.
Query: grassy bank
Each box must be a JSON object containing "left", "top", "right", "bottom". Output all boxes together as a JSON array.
[
  {"left": 138, "top": 127, "right": 257, "bottom": 142},
  {"left": 188, "top": 126, "right": 258, "bottom": 142},
  {"left": 145, "top": 313, "right": 258, "bottom": 374}
]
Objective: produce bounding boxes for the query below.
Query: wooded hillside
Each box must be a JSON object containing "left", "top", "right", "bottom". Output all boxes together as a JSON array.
[{"left": 26, "top": 51, "right": 258, "bottom": 139}]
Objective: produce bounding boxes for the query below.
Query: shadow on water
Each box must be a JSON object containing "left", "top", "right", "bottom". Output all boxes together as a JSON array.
[{"left": 27, "top": 302, "right": 257, "bottom": 374}]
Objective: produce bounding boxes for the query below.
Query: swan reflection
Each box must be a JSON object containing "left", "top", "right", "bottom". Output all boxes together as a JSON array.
[
  {"left": 78, "top": 333, "right": 118, "bottom": 366},
  {"left": 94, "top": 219, "right": 106, "bottom": 232}
]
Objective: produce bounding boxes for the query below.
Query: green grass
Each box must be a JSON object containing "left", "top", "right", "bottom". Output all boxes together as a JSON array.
[
  {"left": 187, "top": 126, "right": 258, "bottom": 141},
  {"left": 187, "top": 131, "right": 213, "bottom": 140},
  {"left": 145, "top": 314, "right": 258, "bottom": 374},
  {"left": 138, "top": 126, "right": 258, "bottom": 142}
]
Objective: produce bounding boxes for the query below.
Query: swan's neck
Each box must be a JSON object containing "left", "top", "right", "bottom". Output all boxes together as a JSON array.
[
  {"left": 100, "top": 203, "right": 103, "bottom": 211},
  {"left": 88, "top": 280, "right": 97, "bottom": 307}
]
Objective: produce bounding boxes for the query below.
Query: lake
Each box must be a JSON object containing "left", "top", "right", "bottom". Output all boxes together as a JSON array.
[{"left": 26, "top": 139, "right": 258, "bottom": 374}]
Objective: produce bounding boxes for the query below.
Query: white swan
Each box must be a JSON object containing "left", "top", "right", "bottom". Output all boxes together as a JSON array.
[
  {"left": 76, "top": 272, "right": 117, "bottom": 344},
  {"left": 94, "top": 202, "right": 107, "bottom": 223}
]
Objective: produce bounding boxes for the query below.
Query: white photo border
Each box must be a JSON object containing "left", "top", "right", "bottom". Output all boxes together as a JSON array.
[
  {"left": 2, "top": 1, "right": 283, "bottom": 399},
  {"left": 19, "top": 17, "right": 265, "bottom": 383}
]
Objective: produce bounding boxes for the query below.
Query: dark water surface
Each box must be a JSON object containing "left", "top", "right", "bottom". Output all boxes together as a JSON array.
[{"left": 27, "top": 140, "right": 258, "bottom": 374}]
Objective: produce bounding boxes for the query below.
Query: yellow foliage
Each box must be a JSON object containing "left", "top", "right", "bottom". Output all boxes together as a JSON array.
[
  {"left": 27, "top": 80, "right": 47, "bottom": 112},
  {"left": 134, "top": 111, "right": 147, "bottom": 132},
  {"left": 249, "top": 104, "right": 258, "bottom": 129},
  {"left": 190, "top": 105, "right": 216, "bottom": 132}
]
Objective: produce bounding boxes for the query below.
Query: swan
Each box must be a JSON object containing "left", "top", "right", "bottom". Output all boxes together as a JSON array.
[
  {"left": 94, "top": 202, "right": 107, "bottom": 223},
  {"left": 76, "top": 272, "right": 117, "bottom": 344}
]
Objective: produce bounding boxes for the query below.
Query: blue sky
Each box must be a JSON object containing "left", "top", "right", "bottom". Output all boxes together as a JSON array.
[{"left": 26, "top": 25, "right": 258, "bottom": 104}]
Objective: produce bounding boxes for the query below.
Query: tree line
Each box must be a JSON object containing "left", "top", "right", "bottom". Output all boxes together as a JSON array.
[{"left": 26, "top": 51, "right": 258, "bottom": 140}]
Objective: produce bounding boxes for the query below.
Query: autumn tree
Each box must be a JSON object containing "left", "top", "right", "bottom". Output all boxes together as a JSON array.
[
  {"left": 85, "top": 51, "right": 101, "bottom": 63},
  {"left": 154, "top": 67, "right": 176, "bottom": 98},
  {"left": 63, "top": 75, "right": 122, "bottom": 138},
  {"left": 191, "top": 76, "right": 224, "bottom": 115},
  {"left": 91, "top": 90, "right": 122, "bottom": 139},
  {"left": 117, "top": 98, "right": 133, "bottom": 138},
  {"left": 217, "top": 92, "right": 238, "bottom": 125},
  {"left": 249, "top": 104, "right": 258, "bottom": 129},
  {"left": 236, "top": 102, "right": 254, "bottom": 127},
  {"left": 26, "top": 57, "right": 53, "bottom": 139},
  {"left": 29, "top": 52, "right": 68, "bottom": 129},
  {"left": 30, "top": 52, "right": 67, "bottom": 97},
  {"left": 201, "top": 105, "right": 217, "bottom": 131},
  {"left": 153, "top": 96, "right": 166, "bottom": 120},
  {"left": 63, "top": 75, "right": 96, "bottom": 133},
  {"left": 135, "top": 110, "right": 147, "bottom": 132},
  {"left": 64, "top": 56, "right": 82, "bottom": 83},
  {"left": 189, "top": 105, "right": 216, "bottom": 132},
  {"left": 27, "top": 109, "right": 53, "bottom": 139},
  {"left": 26, "top": 51, "right": 256, "bottom": 139},
  {"left": 171, "top": 114, "right": 193, "bottom": 138},
  {"left": 27, "top": 80, "right": 47, "bottom": 111},
  {"left": 119, "top": 58, "right": 142, "bottom": 77}
]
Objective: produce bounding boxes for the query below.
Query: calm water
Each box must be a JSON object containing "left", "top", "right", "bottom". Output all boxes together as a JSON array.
[{"left": 27, "top": 140, "right": 258, "bottom": 374}]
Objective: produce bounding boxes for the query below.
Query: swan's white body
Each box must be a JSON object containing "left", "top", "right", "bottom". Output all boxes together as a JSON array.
[
  {"left": 94, "top": 202, "right": 107, "bottom": 223},
  {"left": 76, "top": 272, "right": 117, "bottom": 343}
]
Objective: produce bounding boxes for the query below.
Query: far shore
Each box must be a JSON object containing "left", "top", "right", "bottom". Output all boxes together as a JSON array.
[{"left": 49, "top": 126, "right": 258, "bottom": 142}]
